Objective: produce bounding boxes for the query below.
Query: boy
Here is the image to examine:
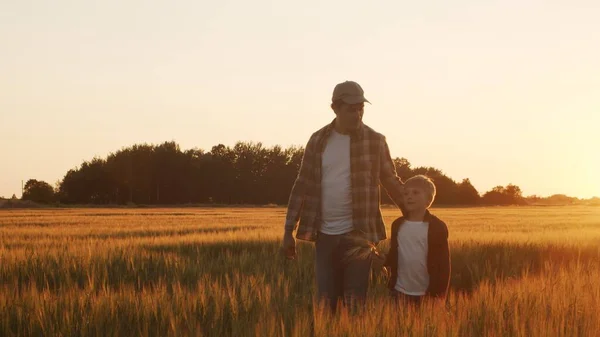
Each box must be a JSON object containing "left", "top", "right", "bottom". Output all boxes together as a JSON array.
[{"left": 383, "top": 175, "right": 451, "bottom": 305}]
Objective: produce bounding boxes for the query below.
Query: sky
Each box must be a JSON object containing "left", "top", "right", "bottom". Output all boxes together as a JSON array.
[{"left": 1, "top": 0, "right": 599, "bottom": 199}]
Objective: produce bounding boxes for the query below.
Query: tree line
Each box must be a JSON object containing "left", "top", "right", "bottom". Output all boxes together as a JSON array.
[{"left": 14, "top": 141, "right": 594, "bottom": 207}]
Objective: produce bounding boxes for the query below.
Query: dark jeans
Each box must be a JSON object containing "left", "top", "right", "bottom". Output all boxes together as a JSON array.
[
  {"left": 315, "top": 231, "right": 372, "bottom": 313},
  {"left": 390, "top": 289, "right": 424, "bottom": 308}
]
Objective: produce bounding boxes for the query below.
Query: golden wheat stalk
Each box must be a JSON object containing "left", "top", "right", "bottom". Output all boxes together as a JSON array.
[{"left": 340, "top": 235, "right": 386, "bottom": 266}]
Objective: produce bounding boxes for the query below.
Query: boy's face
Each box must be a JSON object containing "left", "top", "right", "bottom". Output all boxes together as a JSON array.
[{"left": 403, "top": 186, "right": 429, "bottom": 213}]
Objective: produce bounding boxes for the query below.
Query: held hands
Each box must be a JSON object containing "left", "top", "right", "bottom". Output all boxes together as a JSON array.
[{"left": 371, "top": 249, "right": 390, "bottom": 279}]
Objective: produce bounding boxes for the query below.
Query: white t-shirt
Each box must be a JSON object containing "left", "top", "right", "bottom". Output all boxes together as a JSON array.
[
  {"left": 395, "top": 220, "right": 430, "bottom": 295},
  {"left": 319, "top": 130, "right": 354, "bottom": 235}
]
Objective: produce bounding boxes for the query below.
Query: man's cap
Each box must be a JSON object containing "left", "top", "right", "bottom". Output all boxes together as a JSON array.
[{"left": 332, "top": 81, "right": 371, "bottom": 104}]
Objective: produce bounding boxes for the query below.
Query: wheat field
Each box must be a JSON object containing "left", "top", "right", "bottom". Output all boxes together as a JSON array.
[{"left": 0, "top": 206, "right": 599, "bottom": 337}]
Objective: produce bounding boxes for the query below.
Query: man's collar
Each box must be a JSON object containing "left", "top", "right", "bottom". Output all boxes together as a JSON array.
[{"left": 325, "top": 118, "right": 365, "bottom": 140}]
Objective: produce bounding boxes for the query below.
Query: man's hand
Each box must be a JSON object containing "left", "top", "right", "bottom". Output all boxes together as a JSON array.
[
  {"left": 370, "top": 250, "right": 390, "bottom": 280},
  {"left": 281, "top": 230, "right": 297, "bottom": 260}
]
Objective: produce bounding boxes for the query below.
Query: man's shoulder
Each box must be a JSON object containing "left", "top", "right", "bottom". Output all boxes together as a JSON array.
[
  {"left": 313, "top": 123, "right": 330, "bottom": 135},
  {"left": 303, "top": 123, "right": 332, "bottom": 149},
  {"left": 361, "top": 124, "right": 385, "bottom": 140},
  {"left": 310, "top": 123, "right": 385, "bottom": 140},
  {"left": 310, "top": 123, "right": 334, "bottom": 140}
]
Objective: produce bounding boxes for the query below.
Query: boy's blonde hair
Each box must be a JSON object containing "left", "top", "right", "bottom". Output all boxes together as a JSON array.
[{"left": 404, "top": 175, "right": 437, "bottom": 208}]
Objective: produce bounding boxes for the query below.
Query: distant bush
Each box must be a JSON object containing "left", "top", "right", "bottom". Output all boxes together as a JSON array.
[{"left": 0, "top": 199, "right": 44, "bottom": 209}]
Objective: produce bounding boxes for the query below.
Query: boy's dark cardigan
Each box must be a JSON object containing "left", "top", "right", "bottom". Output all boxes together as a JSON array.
[{"left": 383, "top": 210, "right": 451, "bottom": 298}]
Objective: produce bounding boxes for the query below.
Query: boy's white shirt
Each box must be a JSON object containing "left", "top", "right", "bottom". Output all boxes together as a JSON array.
[
  {"left": 395, "top": 220, "right": 430, "bottom": 295},
  {"left": 319, "top": 130, "right": 354, "bottom": 235}
]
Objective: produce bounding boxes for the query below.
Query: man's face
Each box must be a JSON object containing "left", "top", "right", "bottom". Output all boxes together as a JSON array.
[{"left": 333, "top": 102, "right": 364, "bottom": 133}]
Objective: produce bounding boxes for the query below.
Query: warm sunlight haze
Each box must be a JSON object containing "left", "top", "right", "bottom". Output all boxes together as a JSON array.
[
  {"left": 1, "top": 1, "right": 599, "bottom": 198},
  {"left": 1, "top": 3, "right": 600, "bottom": 335}
]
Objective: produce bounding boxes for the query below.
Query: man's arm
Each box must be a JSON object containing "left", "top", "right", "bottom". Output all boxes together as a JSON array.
[
  {"left": 379, "top": 136, "right": 406, "bottom": 214},
  {"left": 284, "top": 135, "right": 316, "bottom": 232}
]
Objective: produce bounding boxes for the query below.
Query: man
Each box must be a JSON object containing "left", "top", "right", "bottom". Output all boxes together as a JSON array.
[{"left": 281, "top": 80, "right": 406, "bottom": 312}]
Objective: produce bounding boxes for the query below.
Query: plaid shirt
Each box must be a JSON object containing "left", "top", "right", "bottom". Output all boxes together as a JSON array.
[{"left": 284, "top": 120, "right": 405, "bottom": 243}]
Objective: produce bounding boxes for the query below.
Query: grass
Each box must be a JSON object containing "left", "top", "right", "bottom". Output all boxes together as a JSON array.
[{"left": 0, "top": 206, "right": 599, "bottom": 336}]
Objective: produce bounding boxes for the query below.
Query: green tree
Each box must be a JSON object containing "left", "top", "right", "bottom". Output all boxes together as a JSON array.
[
  {"left": 393, "top": 157, "right": 412, "bottom": 181},
  {"left": 22, "top": 179, "right": 55, "bottom": 204},
  {"left": 457, "top": 178, "right": 480, "bottom": 204},
  {"left": 53, "top": 140, "right": 485, "bottom": 206},
  {"left": 482, "top": 184, "right": 526, "bottom": 205}
]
